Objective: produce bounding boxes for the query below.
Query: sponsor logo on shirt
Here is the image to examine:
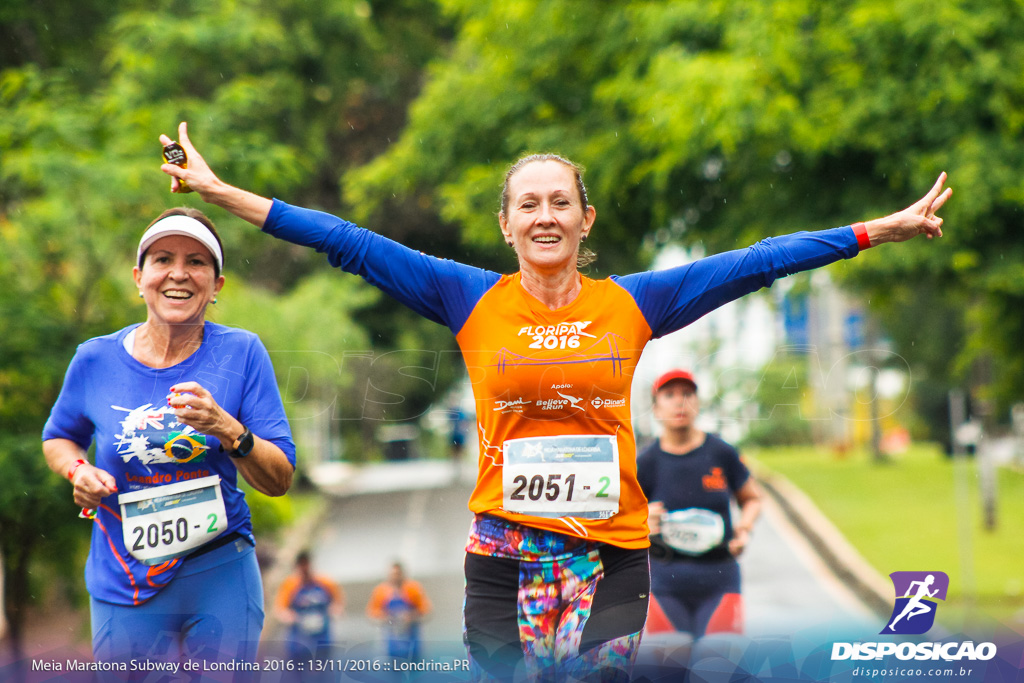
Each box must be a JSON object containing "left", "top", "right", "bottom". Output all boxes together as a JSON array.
[
  {"left": 537, "top": 392, "right": 585, "bottom": 412},
  {"left": 591, "top": 396, "right": 626, "bottom": 409},
  {"left": 494, "top": 397, "right": 531, "bottom": 414},
  {"left": 702, "top": 467, "right": 727, "bottom": 491},
  {"left": 518, "top": 320, "right": 597, "bottom": 351}
]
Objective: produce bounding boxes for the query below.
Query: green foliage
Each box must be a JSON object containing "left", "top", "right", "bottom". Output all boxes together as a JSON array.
[
  {"left": 0, "top": 0, "right": 452, "bottom": 639},
  {"left": 741, "top": 353, "right": 815, "bottom": 447},
  {"left": 0, "top": 0, "right": 129, "bottom": 78},
  {"left": 213, "top": 272, "right": 377, "bottom": 405},
  {"left": 7, "top": 0, "right": 1024, "bottom": 642},
  {"left": 0, "top": 434, "right": 89, "bottom": 643},
  {"left": 345, "top": 0, "right": 1024, "bottom": 423},
  {"left": 243, "top": 483, "right": 294, "bottom": 537}
]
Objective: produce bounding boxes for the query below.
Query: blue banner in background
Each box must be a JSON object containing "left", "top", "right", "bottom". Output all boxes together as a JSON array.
[{"left": 783, "top": 291, "right": 810, "bottom": 349}]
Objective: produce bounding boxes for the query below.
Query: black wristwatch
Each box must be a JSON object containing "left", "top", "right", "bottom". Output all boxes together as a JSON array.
[{"left": 230, "top": 427, "right": 254, "bottom": 459}]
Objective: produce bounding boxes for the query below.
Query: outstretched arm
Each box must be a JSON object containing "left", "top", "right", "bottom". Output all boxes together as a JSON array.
[
  {"left": 159, "top": 122, "right": 272, "bottom": 227},
  {"left": 158, "top": 121, "right": 498, "bottom": 334},
  {"left": 619, "top": 174, "right": 953, "bottom": 338}
]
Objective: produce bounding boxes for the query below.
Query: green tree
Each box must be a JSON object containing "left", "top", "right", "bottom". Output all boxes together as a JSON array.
[
  {"left": 345, "top": 0, "right": 1024, "bottom": 433},
  {"left": 0, "top": 437, "right": 85, "bottom": 657},
  {"left": 741, "top": 353, "right": 815, "bottom": 448},
  {"left": 1, "top": 0, "right": 451, "bottom": 647}
]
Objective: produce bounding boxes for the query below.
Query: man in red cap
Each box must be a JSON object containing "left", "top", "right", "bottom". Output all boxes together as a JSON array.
[{"left": 637, "top": 369, "right": 762, "bottom": 639}]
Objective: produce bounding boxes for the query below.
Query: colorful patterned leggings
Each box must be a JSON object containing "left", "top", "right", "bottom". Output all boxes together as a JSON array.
[{"left": 463, "top": 518, "right": 649, "bottom": 682}]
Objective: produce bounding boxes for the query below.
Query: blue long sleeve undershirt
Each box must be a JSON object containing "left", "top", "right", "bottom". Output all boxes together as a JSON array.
[{"left": 262, "top": 200, "right": 860, "bottom": 339}]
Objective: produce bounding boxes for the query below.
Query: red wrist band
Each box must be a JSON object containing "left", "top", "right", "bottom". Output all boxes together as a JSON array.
[
  {"left": 67, "top": 459, "right": 87, "bottom": 482},
  {"left": 852, "top": 222, "right": 872, "bottom": 250}
]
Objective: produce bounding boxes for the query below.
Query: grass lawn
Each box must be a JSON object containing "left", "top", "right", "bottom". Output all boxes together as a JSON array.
[{"left": 749, "top": 443, "right": 1024, "bottom": 632}]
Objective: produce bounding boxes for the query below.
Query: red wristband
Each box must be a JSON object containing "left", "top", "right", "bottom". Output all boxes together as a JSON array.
[
  {"left": 852, "top": 222, "right": 872, "bottom": 250},
  {"left": 67, "top": 459, "right": 87, "bottom": 482}
]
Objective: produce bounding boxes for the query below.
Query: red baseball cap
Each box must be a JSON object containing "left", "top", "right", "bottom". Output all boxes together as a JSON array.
[{"left": 652, "top": 369, "right": 698, "bottom": 394}]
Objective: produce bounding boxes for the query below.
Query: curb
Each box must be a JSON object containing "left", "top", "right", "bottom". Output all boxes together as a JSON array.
[{"left": 751, "top": 462, "right": 893, "bottom": 620}]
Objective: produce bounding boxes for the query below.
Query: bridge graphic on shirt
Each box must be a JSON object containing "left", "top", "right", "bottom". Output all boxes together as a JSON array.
[{"left": 489, "top": 333, "right": 632, "bottom": 377}]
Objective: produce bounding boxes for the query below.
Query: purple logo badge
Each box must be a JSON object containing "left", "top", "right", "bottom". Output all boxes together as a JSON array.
[{"left": 882, "top": 571, "right": 949, "bottom": 635}]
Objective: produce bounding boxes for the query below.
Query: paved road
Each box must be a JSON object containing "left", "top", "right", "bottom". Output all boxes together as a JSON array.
[
  {"left": 265, "top": 461, "right": 475, "bottom": 663},
  {"left": 271, "top": 459, "right": 879, "bottom": 664},
  {"left": 742, "top": 488, "right": 877, "bottom": 637}
]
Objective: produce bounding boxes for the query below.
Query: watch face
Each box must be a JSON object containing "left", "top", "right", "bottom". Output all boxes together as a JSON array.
[{"left": 233, "top": 429, "right": 255, "bottom": 458}]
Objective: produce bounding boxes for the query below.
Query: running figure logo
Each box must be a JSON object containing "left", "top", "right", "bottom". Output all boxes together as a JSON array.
[{"left": 882, "top": 571, "right": 949, "bottom": 635}]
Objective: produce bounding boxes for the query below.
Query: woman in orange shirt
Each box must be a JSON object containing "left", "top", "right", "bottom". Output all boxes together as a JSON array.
[{"left": 161, "top": 121, "right": 949, "bottom": 681}]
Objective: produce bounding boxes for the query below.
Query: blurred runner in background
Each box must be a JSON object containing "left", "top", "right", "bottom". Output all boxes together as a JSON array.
[
  {"left": 637, "top": 369, "right": 761, "bottom": 639},
  {"left": 275, "top": 550, "right": 344, "bottom": 663},
  {"left": 366, "top": 562, "right": 432, "bottom": 661}
]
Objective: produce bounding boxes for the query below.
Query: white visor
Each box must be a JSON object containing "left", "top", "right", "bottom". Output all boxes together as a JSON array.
[{"left": 137, "top": 215, "right": 224, "bottom": 272}]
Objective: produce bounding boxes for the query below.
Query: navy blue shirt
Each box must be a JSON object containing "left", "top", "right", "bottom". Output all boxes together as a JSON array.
[{"left": 636, "top": 434, "right": 749, "bottom": 559}]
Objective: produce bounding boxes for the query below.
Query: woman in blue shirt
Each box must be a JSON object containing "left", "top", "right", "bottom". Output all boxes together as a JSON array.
[{"left": 43, "top": 207, "right": 296, "bottom": 667}]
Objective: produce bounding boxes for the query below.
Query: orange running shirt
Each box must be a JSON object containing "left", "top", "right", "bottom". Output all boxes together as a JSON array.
[{"left": 457, "top": 273, "right": 652, "bottom": 546}]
